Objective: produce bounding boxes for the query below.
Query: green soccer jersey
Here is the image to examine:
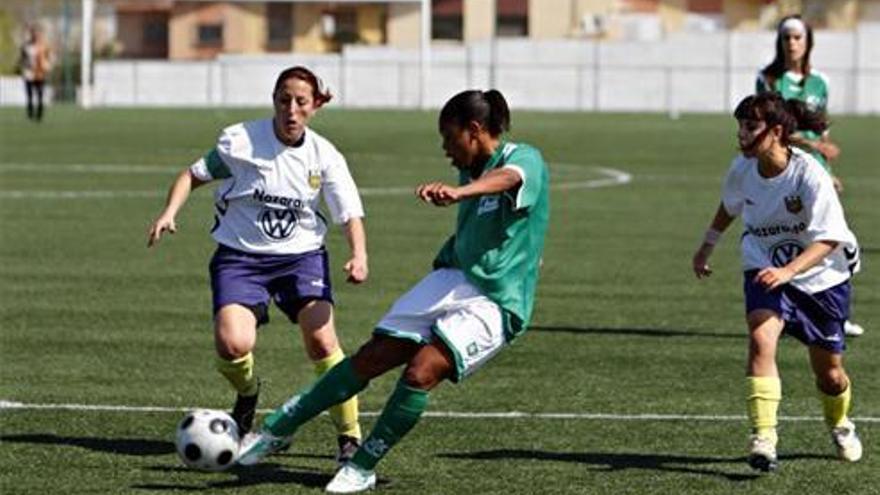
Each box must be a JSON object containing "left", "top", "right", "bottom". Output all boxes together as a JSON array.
[
  {"left": 756, "top": 70, "right": 829, "bottom": 167},
  {"left": 433, "top": 141, "right": 550, "bottom": 342}
]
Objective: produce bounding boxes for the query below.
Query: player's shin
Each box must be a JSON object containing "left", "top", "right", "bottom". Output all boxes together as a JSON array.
[
  {"left": 263, "top": 358, "right": 368, "bottom": 437},
  {"left": 314, "top": 348, "right": 362, "bottom": 440},
  {"left": 215, "top": 353, "right": 259, "bottom": 396},
  {"left": 349, "top": 380, "right": 429, "bottom": 471},
  {"left": 820, "top": 381, "right": 852, "bottom": 429},
  {"left": 747, "top": 376, "right": 781, "bottom": 444}
]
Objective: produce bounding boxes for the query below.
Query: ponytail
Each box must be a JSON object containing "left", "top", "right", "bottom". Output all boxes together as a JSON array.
[
  {"left": 784, "top": 98, "right": 827, "bottom": 135},
  {"left": 439, "top": 89, "right": 511, "bottom": 136},
  {"left": 734, "top": 92, "right": 827, "bottom": 144}
]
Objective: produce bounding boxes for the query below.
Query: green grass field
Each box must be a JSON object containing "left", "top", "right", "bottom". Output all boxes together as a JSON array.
[{"left": 1, "top": 106, "right": 878, "bottom": 494}]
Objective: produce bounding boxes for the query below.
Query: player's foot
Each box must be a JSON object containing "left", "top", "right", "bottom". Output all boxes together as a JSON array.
[
  {"left": 747, "top": 434, "right": 778, "bottom": 472},
  {"left": 231, "top": 383, "right": 260, "bottom": 434},
  {"left": 237, "top": 429, "right": 292, "bottom": 466},
  {"left": 325, "top": 463, "right": 376, "bottom": 493},
  {"left": 336, "top": 435, "right": 361, "bottom": 467},
  {"left": 831, "top": 420, "right": 863, "bottom": 462},
  {"left": 844, "top": 320, "right": 865, "bottom": 337}
]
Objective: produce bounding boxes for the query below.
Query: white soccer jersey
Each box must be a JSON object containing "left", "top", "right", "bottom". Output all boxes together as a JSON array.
[
  {"left": 189, "top": 118, "right": 364, "bottom": 255},
  {"left": 721, "top": 147, "right": 858, "bottom": 294}
]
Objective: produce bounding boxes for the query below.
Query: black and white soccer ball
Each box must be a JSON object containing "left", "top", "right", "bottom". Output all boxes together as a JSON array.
[{"left": 175, "top": 409, "right": 240, "bottom": 471}]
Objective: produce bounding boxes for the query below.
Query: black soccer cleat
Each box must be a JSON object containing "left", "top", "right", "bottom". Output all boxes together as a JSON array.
[{"left": 231, "top": 384, "right": 260, "bottom": 435}]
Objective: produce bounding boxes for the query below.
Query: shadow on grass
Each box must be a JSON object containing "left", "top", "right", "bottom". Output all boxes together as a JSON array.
[
  {"left": 530, "top": 325, "right": 742, "bottom": 339},
  {"left": 135, "top": 463, "right": 391, "bottom": 491},
  {"left": 440, "top": 449, "right": 833, "bottom": 482},
  {"left": 0, "top": 433, "right": 174, "bottom": 456}
]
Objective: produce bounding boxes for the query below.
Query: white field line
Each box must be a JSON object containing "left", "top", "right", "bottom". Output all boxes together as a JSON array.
[
  {"left": 0, "top": 164, "right": 632, "bottom": 199},
  {"left": 2, "top": 400, "right": 878, "bottom": 423}
]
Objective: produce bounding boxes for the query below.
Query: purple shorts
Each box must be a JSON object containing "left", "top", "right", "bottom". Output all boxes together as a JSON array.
[
  {"left": 744, "top": 270, "right": 850, "bottom": 353},
  {"left": 209, "top": 244, "right": 333, "bottom": 325}
]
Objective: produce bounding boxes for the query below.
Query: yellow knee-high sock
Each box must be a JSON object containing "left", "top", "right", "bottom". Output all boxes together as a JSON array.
[
  {"left": 314, "top": 348, "right": 361, "bottom": 439},
  {"left": 820, "top": 382, "right": 852, "bottom": 429},
  {"left": 747, "top": 376, "right": 781, "bottom": 444},
  {"left": 215, "top": 353, "right": 259, "bottom": 397}
]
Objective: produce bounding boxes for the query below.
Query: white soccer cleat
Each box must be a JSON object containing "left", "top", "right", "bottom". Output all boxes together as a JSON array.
[
  {"left": 844, "top": 320, "right": 865, "bottom": 337},
  {"left": 831, "top": 420, "right": 863, "bottom": 462},
  {"left": 236, "top": 430, "right": 292, "bottom": 466},
  {"left": 747, "top": 434, "right": 778, "bottom": 472},
  {"left": 325, "top": 463, "right": 377, "bottom": 493}
]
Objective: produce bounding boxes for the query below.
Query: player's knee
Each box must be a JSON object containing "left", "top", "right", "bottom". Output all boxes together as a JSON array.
[
  {"left": 402, "top": 363, "right": 446, "bottom": 390},
  {"left": 816, "top": 368, "right": 848, "bottom": 396},
  {"left": 215, "top": 338, "right": 252, "bottom": 360},
  {"left": 214, "top": 325, "right": 255, "bottom": 359}
]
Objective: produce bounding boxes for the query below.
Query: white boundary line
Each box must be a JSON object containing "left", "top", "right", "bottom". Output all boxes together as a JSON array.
[
  {"left": 0, "top": 164, "right": 632, "bottom": 200},
  {"left": 2, "top": 400, "right": 877, "bottom": 422}
]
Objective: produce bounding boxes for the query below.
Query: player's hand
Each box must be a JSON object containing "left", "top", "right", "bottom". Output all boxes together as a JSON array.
[
  {"left": 753, "top": 266, "right": 795, "bottom": 291},
  {"left": 815, "top": 141, "right": 840, "bottom": 162},
  {"left": 692, "top": 244, "right": 714, "bottom": 279},
  {"left": 147, "top": 214, "right": 177, "bottom": 247},
  {"left": 416, "top": 182, "right": 460, "bottom": 206},
  {"left": 343, "top": 256, "right": 368, "bottom": 284}
]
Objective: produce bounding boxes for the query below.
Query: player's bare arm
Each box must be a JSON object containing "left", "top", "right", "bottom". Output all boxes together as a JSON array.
[
  {"left": 692, "top": 203, "right": 735, "bottom": 279},
  {"left": 754, "top": 240, "right": 837, "bottom": 290},
  {"left": 147, "top": 169, "right": 207, "bottom": 247},
  {"left": 342, "top": 217, "right": 368, "bottom": 284},
  {"left": 417, "top": 167, "right": 521, "bottom": 207}
]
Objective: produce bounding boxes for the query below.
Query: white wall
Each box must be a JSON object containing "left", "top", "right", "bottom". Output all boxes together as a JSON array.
[{"left": 4, "top": 26, "right": 878, "bottom": 114}]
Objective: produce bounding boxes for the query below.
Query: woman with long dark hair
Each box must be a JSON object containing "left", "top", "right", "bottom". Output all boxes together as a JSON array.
[
  {"left": 692, "top": 92, "right": 863, "bottom": 472},
  {"left": 756, "top": 15, "right": 863, "bottom": 337}
]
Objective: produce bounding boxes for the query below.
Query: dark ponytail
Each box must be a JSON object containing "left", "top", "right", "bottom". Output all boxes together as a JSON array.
[
  {"left": 734, "top": 92, "right": 827, "bottom": 144},
  {"left": 439, "top": 89, "right": 511, "bottom": 136}
]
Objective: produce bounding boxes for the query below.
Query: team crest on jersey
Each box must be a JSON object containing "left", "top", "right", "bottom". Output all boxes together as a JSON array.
[
  {"left": 308, "top": 170, "right": 321, "bottom": 190},
  {"left": 784, "top": 195, "right": 803, "bottom": 214},
  {"left": 259, "top": 207, "right": 298, "bottom": 240}
]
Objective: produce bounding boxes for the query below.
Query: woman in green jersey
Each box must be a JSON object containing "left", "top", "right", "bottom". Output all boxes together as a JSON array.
[
  {"left": 235, "top": 89, "right": 551, "bottom": 494},
  {"left": 756, "top": 15, "right": 841, "bottom": 188}
]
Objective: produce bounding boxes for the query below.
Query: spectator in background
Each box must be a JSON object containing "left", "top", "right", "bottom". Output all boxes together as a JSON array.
[{"left": 19, "top": 25, "right": 52, "bottom": 122}]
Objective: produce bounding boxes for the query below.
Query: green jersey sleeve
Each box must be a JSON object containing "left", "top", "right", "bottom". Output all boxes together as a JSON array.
[{"left": 503, "top": 145, "right": 545, "bottom": 211}]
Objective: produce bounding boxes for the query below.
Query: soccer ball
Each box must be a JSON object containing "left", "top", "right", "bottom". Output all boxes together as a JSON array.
[{"left": 174, "top": 409, "right": 240, "bottom": 471}]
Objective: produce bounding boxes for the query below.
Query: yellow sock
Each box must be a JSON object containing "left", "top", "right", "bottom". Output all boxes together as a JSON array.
[
  {"left": 820, "top": 382, "right": 852, "bottom": 429},
  {"left": 747, "top": 376, "right": 781, "bottom": 445},
  {"left": 215, "top": 353, "right": 259, "bottom": 397},
  {"left": 314, "top": 348, "right": 361, "bottom": 439}
]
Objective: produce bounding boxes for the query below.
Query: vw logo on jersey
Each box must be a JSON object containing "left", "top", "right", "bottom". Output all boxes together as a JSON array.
[
  {"left": 769, "top": 240, "right": 805, "bottom": 268},
  {"left": 259, "top": 207, "right": 298, "bottom": 240}
]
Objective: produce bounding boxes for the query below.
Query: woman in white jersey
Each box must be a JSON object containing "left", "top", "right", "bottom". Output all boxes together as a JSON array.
[
  {"left": 147, "top": 66, "right": 365, "bottom": 464},
  {"left": 755, "top": 15, "right": 864, "bottom": 337},
  {"left": 692, "top": 92, "right": 862, "bottom": 472}
]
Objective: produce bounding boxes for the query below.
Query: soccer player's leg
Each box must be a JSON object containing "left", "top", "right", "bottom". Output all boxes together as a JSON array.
[
  {"left": 296, "top": 299, "right": 363, "bottom": 464},
  {"left": 214, "top": 304, "right": 264, "bottom": 433},
  {"left": 327, "top": 285, "right": 506, "bottom": 492},
  {"left": 238, "top": 336, "right": 414, "bottom": 466},
  {"left": 809, "top": 346, "right": 862, "bottom": 462},
  {"left": 745, "top": 309, "right": 784, "bottom": 472},
  {"left": 210, "top": 246, "right": 272, "bottom": 434}
]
